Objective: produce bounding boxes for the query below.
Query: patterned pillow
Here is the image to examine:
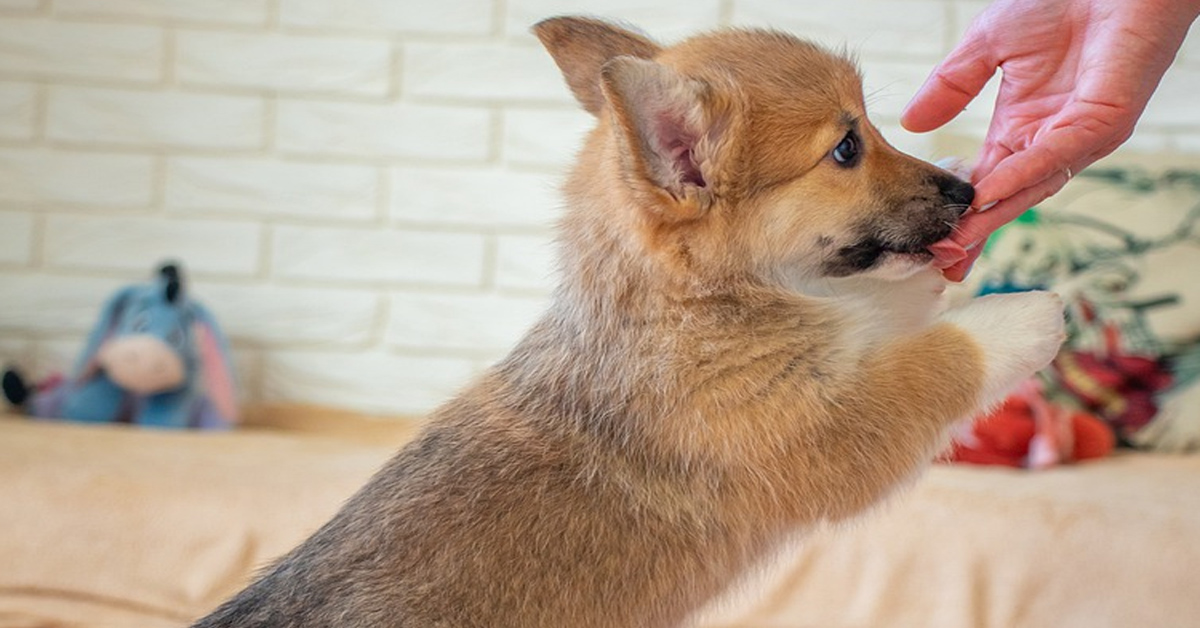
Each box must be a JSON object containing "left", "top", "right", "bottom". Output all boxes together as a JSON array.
[{"left": 964, "top": 166, "right": 1200, "bottom": 452}]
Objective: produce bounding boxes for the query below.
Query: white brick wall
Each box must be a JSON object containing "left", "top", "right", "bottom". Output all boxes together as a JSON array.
[
  {"left": 201, "top": 283, "right": 381, "bottom": 346},
  {"left": 47, "top": 87, "right": 265, "bottom": 149},
  {"left": 0, "top": 82, "right": 36, "bottom": 140},
  {"left": 386, "top": 291, "right": 548, "bottom": 353},
  {"left": 280, "top": 0, "right": 494, "bottom": 36},
  {"left": 494, "top": 234, "right": 558, "bottom": 292},
  {"left": 390, "top": 166, "right": 561, "bottom": 227},
  {"left": 0, "top": 273, "right": 131, "bottom": 332},
  {"left": 270, "top": 225, "right": 486, "bottom": 286},
  {"left": 501, "top": 108, "right": 590, "bottom": 167},
  {"left": 732, "top": 0, "right": 949, "bottom": 57},
  {"left": 176, "top": 31, "right": 392, "bottom": 96},
  {"left": 0, "top": 0, "right": 39, "bottom": 11},
  {"left": 55, "top": 0, "right": 271, "bottom": 25},
  {"left": 0, "top": 19, "right": 162, "bottom": 83},
  {"left": 0, "top": 213, "right": 34, "bottom": 265},
  {"left": 165, "top": 157, "right": 378, "bottom": 220},
  {"left": 0, "top": 149, "right": 155, "bottom": 206},
  {"left": 261, "top": 349, "right": 478, "bottom": 415},
  {"left": 402, "top": 43, "right": 571, "bottom": 103},
  {"left": 1, "top": 0, "right": 1198, "bottom": 417},
  {"left": 42, "top": 215, "right": 262, "bottom": 274},
  {"left": 504, "top": 0, "right": 723, "bottom": 42},
  {"left": 275, "top": 101, "right": 492, "bottom": 161}
]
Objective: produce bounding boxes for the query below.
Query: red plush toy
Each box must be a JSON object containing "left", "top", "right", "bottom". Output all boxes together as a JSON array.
[{"left": 947, "top": 379, "right": 1116, "bottom": 469}]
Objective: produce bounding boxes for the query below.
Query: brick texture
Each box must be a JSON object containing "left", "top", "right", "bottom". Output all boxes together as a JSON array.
[
  {"left": 281, "top": 0, "right": 494, "bottom": 36},
  {"left": 271, "top": 225, "right": 486, "bottom": 287},
  {"left": 165, "top": 157, "right": 378, "bottom": 220},
  {"left": 47, "top": 87, "right": 265, "bottom": 149},
  {"left": 0, "top": 82, "right": 36, "bottom": 140},
  {"left": 0, "top": 149, "right": 155, "bottom": 207},
  {"left": 0, "top": 212, "right": 34, "bottom": 266},
  {"left": 505, "top": 0, "right": 723, "bottom": 42},
  {"left": 54, "top": 0, "right": 271, "bottom": 25},
  {"left": 0, "top": 2, "right": 1197, "bottom": 416},
  {"left": 0, "top": 19, "right": 161, "bottom": 83},
  {"left": 176, "top": 32, "right": 391, "bottom": 96},
  {"left": 42, "top": 215, "right": 261, "bottom": 275},
  {"left": 390, "top": 166, "right": 560, "bottom": 227},
  {"left": 386, "top": 291, "right": 548, "bottom": 353},
  {"left": 276, "top": 101, "right": 492, "bottom": 161}
]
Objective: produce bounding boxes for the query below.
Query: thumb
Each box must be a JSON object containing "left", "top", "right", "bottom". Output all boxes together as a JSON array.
[{"left": 901, "top": 34, "right": 996, "bottom": 133}]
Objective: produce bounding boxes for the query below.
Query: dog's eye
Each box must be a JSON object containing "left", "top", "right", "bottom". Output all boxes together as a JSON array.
[{"left": 832, "top": 131, "right": 861, "bottom": 167}]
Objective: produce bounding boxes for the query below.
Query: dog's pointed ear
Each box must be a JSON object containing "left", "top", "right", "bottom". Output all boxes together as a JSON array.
[
  {"left": 601, "top": 56, "right": 720, "bottom": 221},
  {"left": 533, "top": 16, "right": 662, "bottom": 115}
]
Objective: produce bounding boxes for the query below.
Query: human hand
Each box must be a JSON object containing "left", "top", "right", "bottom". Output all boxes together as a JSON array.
[{"left": 903, "top": 0, "right": 1200, "bottom": 281}]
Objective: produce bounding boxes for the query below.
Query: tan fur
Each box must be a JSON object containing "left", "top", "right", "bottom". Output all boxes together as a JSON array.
[{"left": 193, "top": 18, "right": 1063, "bottom": 628}]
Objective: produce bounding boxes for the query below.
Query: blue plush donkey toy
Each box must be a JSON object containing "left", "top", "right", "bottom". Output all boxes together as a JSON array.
[{"left": 2, "top": 263, "right": 238, "bottom": 429}]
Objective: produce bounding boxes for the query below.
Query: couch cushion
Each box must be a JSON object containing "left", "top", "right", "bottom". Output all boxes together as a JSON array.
[
  {"left": 698, "top": 452, "right": 1200, "bottom": 627},
  {"left": 0, "top": 412, "right": 413, "bottom": 627},
  {"left": 4, "top": 411, "right": 1200, "bottom": 628}
]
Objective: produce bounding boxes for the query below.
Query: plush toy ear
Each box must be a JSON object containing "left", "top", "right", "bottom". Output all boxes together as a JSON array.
[
  {"left": 600, "top": 56, "right": 722, "bottom": 221},
  {"left": 74, "top": 286, "right": 138, "bottom": 381},
  {"left": 533, "top": 16, "right": 662, "bottom": 116},
  {"left": 191, "top": 303, "right": 238, "bottom": 427}
]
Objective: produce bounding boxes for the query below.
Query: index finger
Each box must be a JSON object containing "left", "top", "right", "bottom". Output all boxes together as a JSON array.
[{"left": 901, "top": 36, "right": 996, "bottom": 133}]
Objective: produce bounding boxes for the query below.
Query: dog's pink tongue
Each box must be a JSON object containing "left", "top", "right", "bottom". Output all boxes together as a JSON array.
[{"left": 928, "top": 239, "right": 967, "bottom": 269}]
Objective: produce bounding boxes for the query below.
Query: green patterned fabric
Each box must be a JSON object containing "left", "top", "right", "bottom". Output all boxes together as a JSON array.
[{"left": 968, "top": 168, "right": 1200, "bottom": 449}]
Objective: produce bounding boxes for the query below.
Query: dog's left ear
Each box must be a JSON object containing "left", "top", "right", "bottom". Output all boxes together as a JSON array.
[
  {"left": 533, "top": 16, "right": 661, "bottom": 115},
  {"left": 601, "top": 57, "right": 722, "bottom": 221},
  {"left": 535, "top": 17, "right": 723, "bottom": 222}
]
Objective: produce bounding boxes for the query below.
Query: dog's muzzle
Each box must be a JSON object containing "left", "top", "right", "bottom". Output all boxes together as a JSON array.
[{"left": 823, "top": 175, "right": 975, "bottom": 277}]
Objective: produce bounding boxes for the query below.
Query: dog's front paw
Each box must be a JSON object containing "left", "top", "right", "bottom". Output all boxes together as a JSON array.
[{"left": 941, "top": 291, "right": 1066, "bottom": 408}]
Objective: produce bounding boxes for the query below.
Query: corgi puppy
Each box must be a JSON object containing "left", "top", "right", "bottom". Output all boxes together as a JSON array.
[{"left": 193, "top": 17, "right": 1064, "bottom": 628}]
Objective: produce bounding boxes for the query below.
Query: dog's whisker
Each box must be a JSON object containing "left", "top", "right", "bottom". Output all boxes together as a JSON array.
[{"left": 863, "top": 83, "right": 904, "bottom": 110}]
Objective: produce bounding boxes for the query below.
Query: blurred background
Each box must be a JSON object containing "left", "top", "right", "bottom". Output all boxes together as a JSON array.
[{"left": 0, "top": 0, "right": 1197, "bottom": 416}]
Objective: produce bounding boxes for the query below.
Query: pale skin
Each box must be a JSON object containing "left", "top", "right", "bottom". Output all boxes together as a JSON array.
[{"left": 903, "top": 0, "right": 1200, "bottom": 280}]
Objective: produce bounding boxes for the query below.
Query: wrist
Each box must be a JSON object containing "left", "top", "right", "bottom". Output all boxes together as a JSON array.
[
  {"left": 1113, "top": 0, "right": 1199, "bottom": 62},
  {"left": 1126, "top": 0, "right": 1200, "bottom": 23},
  {"left": 1164, "top": 0, "right": 1200, "bottom": 22}
]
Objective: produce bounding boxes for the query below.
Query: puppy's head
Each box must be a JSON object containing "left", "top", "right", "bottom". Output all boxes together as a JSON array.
[{"left": 535, "top": 18, "right": 973, "bottom": 288}]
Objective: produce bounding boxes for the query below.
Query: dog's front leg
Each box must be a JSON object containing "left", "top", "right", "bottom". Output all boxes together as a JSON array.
[{"left": 802, "top": 291, "right": 1065, "bottom": 520}]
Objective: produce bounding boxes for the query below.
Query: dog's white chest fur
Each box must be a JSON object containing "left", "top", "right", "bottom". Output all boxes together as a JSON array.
[
  {"left": 806, "top": 267, "right": 952, "bottom": 348},
  {"left": 814, "top": 268, "right": 1065, "bottom": 413}
]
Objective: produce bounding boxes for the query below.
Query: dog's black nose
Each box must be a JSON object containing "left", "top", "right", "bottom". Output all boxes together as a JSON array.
[{"left": 935, "top": 175, "right": 975, "bottom": 213}]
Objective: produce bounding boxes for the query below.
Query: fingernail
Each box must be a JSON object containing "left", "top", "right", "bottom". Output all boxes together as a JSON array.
[
  {"left": 977, "top": 200, "right": 998, "bottom": 212},
  {"left": 963, "top": 240, "right": 982, "bottom": 252}
]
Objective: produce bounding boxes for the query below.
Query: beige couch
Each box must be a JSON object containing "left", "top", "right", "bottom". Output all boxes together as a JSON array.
[{"left": 3, "top": 408, "right": 1198, "bottom": 628}]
